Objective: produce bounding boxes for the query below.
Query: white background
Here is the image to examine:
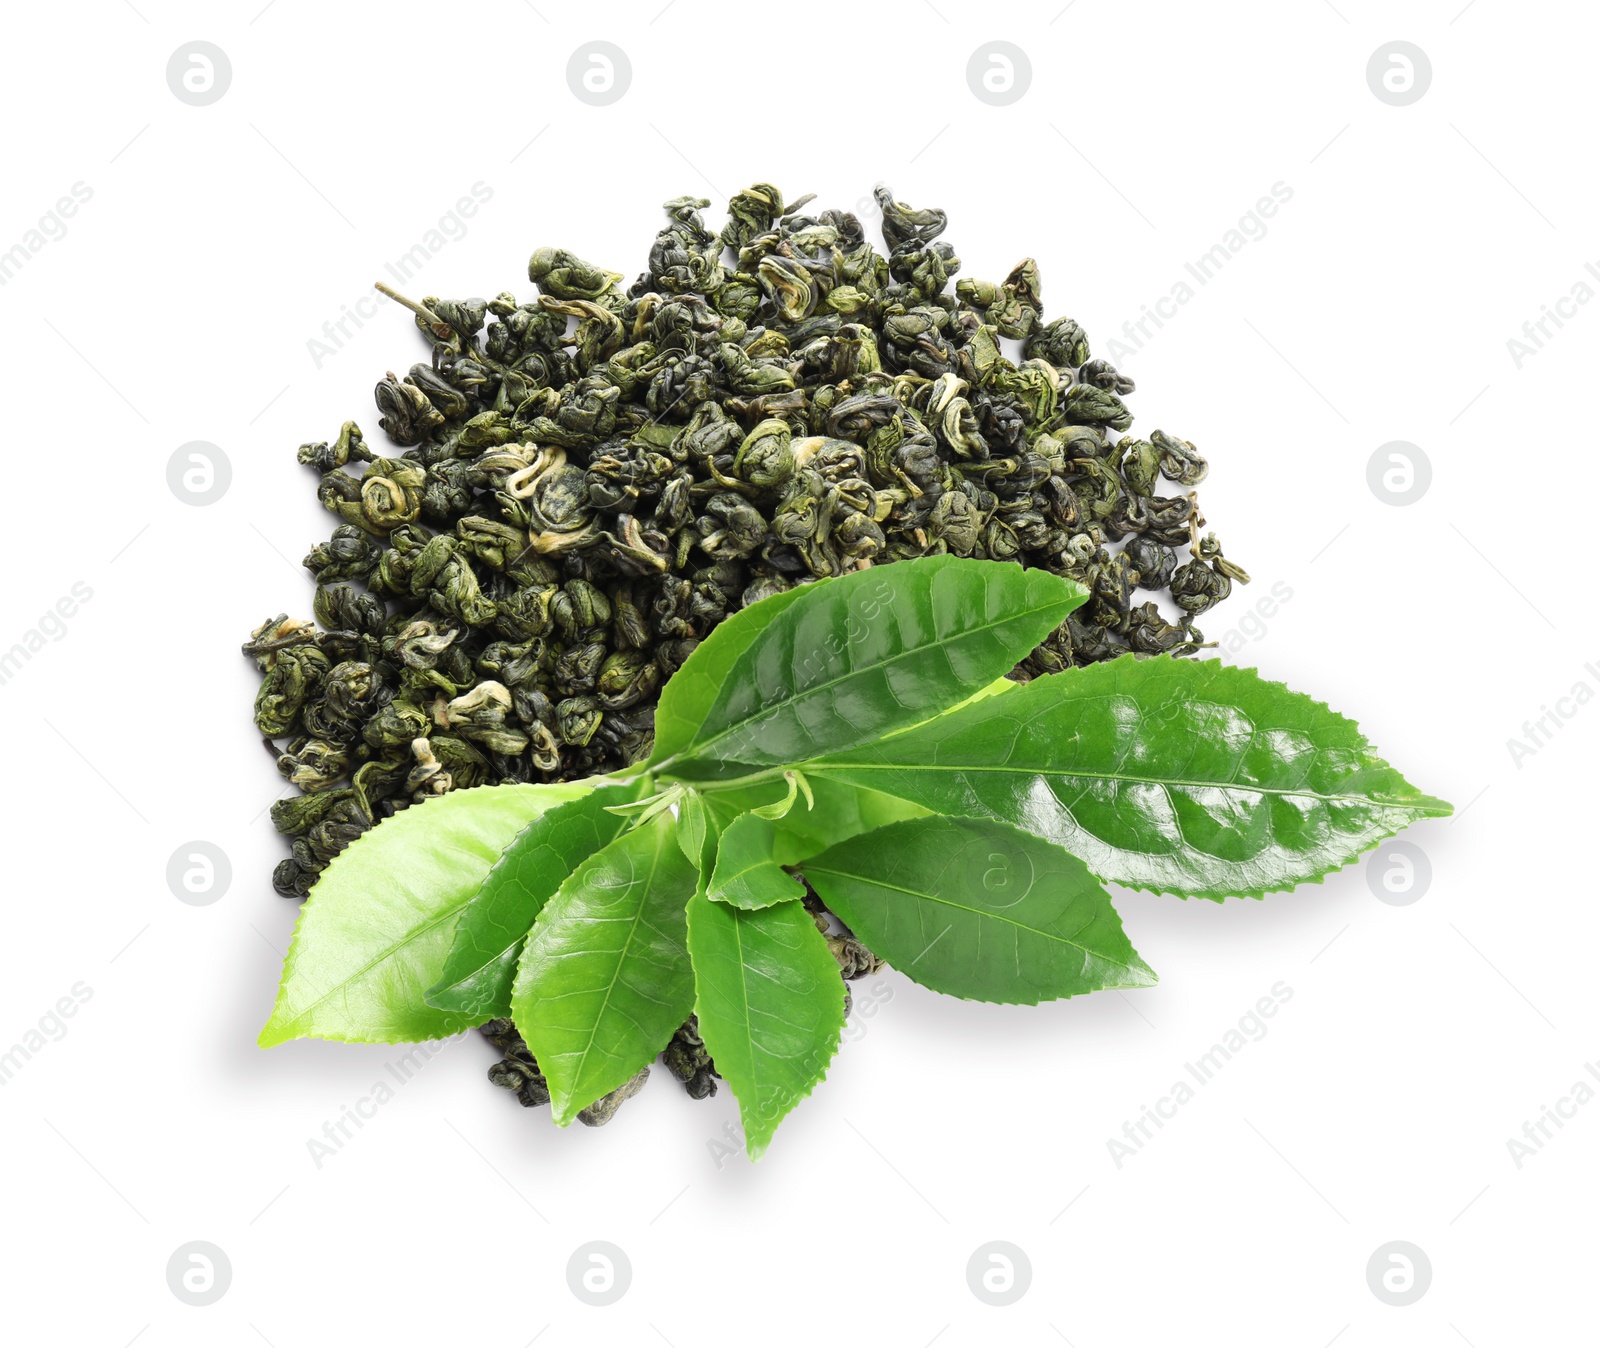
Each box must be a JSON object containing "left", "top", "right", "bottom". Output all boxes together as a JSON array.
[{"left": 0, "top": 1, "right": 1589, "bottom": 1343}]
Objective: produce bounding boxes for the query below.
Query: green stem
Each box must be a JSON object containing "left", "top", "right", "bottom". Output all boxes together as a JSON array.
[
  {"left": 658, "top": 762, "right": 815, "bottom": 797},
  {"left": 597, "top": 762, "right": 657, "bottom": 787}
]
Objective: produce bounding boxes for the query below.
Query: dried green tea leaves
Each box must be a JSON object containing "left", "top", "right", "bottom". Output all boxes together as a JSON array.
[
  {"left": 247, "top": 184, "right": 1451, "bottom": 1159},
  {"left": 249, "top": 182, "right": 1246, "bottom": 906}
]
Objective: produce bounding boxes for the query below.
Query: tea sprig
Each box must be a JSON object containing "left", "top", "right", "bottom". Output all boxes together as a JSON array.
[{"left": 259, "top": 556, "right": 1450, "bottom": 1158}]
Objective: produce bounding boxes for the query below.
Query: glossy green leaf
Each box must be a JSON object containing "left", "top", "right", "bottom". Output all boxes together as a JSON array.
[
  {"left": 648, "top": 581, "right": 812, "bottom": 768},
  {"left": 802, "top": 816, "right": 1155, "bottom": 1004},
  {"left": 811, "top": 656, "right": 1453, "bottom": 899},
  {"left": 676, "top": 789, "right": 712, "bottom": 868},
  {"left": 425, "top": 779, "right": 648, "bottom": 1019},
  {"left": 510, "top": 813, "right": 699, "bottom": 1125},
  {"left": 259, "top": 782, "right": 590, "bottom": 1047},
  {"left": 707, "top": 812, "right": 808, "bottom": 910},
  {"left": 703, "top": 774, "right": 930, "bottom": 866},
  {"left": 654, "top": 556, "right": 1086, "bottom": 779},
  {"left": 686, "top": 891, "right": 845, "bottom": 1159}
]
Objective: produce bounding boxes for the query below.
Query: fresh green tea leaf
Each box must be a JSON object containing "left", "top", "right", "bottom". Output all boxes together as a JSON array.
[
  {"left": 648, "top": 582, "right": 812, "bottom": 768},
  {"left": 802, "top": 816, "right": 1155, "bottom": 1004},
  {"left": 810, "top": 656, "right": 1452, "bottom": 899},
  {"left": 654, "top": 556, "right": 1086, "bottom": 779},
  {"left": 425, "top": 779, "right": 648, "bottom": 1019},
  {"left": 686, "top": 892, "right": 846, "bottom": 1159},
  {"left": 676, "top": 789, "right": 713, "bottom": 868},
  {"left": 703, "top": 774, "right": 930, "bottom": 866},
  {"left": 259, "top": 782, "right": 590, "bottom": 1047},
  {"left": 511, "top": 813, "right": 700, "bottom": 1125},
  {"left": 748, "top": 770, "right": 811, "bottom": 820},
  {"left": 707, "top": 812, "right": 808, "bottom": 910}
]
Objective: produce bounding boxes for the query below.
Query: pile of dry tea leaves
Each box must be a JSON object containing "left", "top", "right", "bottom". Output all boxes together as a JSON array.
[{"left": 246, "top": 183, "right": 1248, "bottom": 1121}]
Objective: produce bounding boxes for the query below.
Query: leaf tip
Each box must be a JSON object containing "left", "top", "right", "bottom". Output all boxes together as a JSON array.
[
  {"left": 545, "top": 1088, "right": 580, "bottom": 1127},
  {"left": 420, "top": 985, "right": 465, "bottom": 1014},
  {"left": 546, "top": 1082, "right": 592, "bottom": 1129},
  {"left": 257, "top": 1016, "right": 291, "bottom": 1049},
  {"left": 1124, "top": 959, "right": 1159, "bottom": 990}
]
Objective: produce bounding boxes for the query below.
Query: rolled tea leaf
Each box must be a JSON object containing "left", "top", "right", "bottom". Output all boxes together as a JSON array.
[
  {"left": 426, "top": 778, "right": 649, "bottom": 1018},
  {"left": 652, "top": 556, "right": 1086, "bottom": 779},
  {"left": 511, "top": 813, "right": 699, "bottom": 1125},
  {"left": 686, "top": 891, "right": 846, "bottom": 1159},
  {"left": 802, "top": 816, "right": 1154, "bottom": 1004},
  {"left": 259, "top": 782, "right": 590, "bottom": 1047},
  {"left": 257, "top": 186, "right": 1249, "bottom": 911},
  {"left": 706, "top": 812, "right": 808, "bottom": 910},
  {"left": 810, "top": 656, "right": 1453, "bottom": 899}
]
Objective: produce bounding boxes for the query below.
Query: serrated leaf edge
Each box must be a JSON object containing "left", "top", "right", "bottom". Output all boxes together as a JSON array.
[
  {"left": 1105, "top": 656, "right": 1452, "bottom": 900},
  {"left": 515, "top": 817, "right": 693, "bottom": 1127},
  {"left": 258, "top": 783, "right": 582, "bottom": 1048},
  {"left": 687, "top": 896, "right": 846, "bottom": 1160},
  {"left": 707, "top": 812, "right": 808, "bottom": 911},
  {"left": 809, "top": 655, "right": 1452, "bottom": 902},
  {"left": 424, "top": 781, "right": 631, "bottom": 1016}
]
